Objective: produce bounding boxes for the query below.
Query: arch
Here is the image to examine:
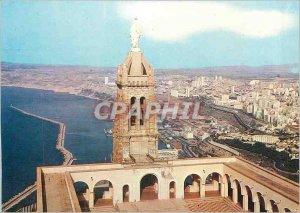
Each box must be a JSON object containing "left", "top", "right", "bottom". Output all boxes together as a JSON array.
[
  {"left": 205, "top": 172, "right": 222, "bottom": 197},
  {"left": 257, "top": 192, "right": 266, "bottom": 212},
  {"left": 130, "top": 97, "right": 137, "bottom": 127},
  {"left": 225, "top": 174, "right": 233, "bottom": 200},
  {"left": 169, "top": 181, "right": 176, "bottom": 199},
  {"left": 140, "top": 174, "right": 158, "bottom": 200},
  {"left": 233, "top": 179, "right": 243, "bottom": 207},
  {"left": 244, "top": 185, "right": 254, "bottom": 212},
  {"left": 270, "top": 200, "right": 279, "bottom": 212},
  {"left": 94, "top": 180, "right": 113, "bottom": 207},
  {"left": 184, "top": 174, "right": 201, "bottom": 199},
  {"left": 140, "top": 97, "right": 146, "bottom": 126},
  {"left": 284, "top": 208, "right": 291, "bottom": 212},
  {"left": 73, "top": 181, "right": 89, "bottom": 211},
  {"left": 142, "top": 64, "right": 147, "bottom": 75},
  {"left": 123, "top": 184, "right": 129, "bottom": 202}
]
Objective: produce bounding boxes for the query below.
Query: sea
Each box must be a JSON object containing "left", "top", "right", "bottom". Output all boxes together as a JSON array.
[{"left": 1, "top": 86, "right": 166, "bottom": 207}]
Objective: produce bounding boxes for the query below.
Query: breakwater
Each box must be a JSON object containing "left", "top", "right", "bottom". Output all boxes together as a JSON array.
[
  {"left": 10, "top": 104, "right": 73, "bottom": 165},
  {"left": 4, "top": 105, "right": 74, "bottom": 211}
]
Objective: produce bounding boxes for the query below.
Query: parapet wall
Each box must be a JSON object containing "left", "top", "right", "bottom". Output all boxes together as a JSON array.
[{"left": 37, "top": 157, "right": 299, "bottom": 212}]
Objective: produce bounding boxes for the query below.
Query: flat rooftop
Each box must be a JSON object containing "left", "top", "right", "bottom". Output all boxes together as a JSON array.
[
  {"left": 225, "top": 162, "right": 299, "bottom": 203},
  {"left": 42, "top": 173, "right": 74, "bottom": 212},
  {"left": 37, "top": 157, "right": 299, "bottom": 212}
]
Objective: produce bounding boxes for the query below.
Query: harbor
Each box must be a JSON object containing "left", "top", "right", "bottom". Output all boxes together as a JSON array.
[
  {"left": 3, "top": 105, "right": 74, "bottom": 211},
  {"left": 10, "top": 104, "right": 74, "bottom": 165}
]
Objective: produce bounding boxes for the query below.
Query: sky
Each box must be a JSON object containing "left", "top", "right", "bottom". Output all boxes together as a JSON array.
[{"left": 2, "top": 0, "right": 299, "bottom": 69}]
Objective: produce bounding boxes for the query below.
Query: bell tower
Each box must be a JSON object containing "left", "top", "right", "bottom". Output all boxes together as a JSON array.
[{"left": 113, "top": 19, "right": 158, "bottom": 163}]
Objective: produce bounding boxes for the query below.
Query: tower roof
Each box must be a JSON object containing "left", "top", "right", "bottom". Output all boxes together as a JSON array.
[
  {"left": 116, "top": 51, "right": 154, "bottom": 86},
  {"left": 124, "top": 51, "right": 152, "bottom": 76}
]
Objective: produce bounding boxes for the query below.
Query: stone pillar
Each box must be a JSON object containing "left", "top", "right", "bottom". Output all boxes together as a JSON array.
[
  {"left": 266, "top": 201, "right": 273, "bottom": 213},
  {"left": 89, "top": 191, "right": 94, "bottom": 208},
  {"left": 221, "top": 183, "right": 225, "bottom": 197},
  {"left": 278, "top": 205, "right": 285, "bottom": 213},
  {"left": 200, "top": 183, "right": 206, "bottom": 198},
  {"left": 131, "top": 182, "right": 140, "bottom": 202},
  {"left": 159, "top": 180, "right": 169, "bottom": 200},
  {"left": 232, "top": 188, "right": 238, "bottom": 203},
  {"left": 224, "top": 183, "right": 228, "bottom": 197},
  {"left": 113, "top": 186, "right": 123, "bottom": 205},
  {"left": 243, "top": 194, "right": 248, "bottom": 211},
  {"left": 136, "top": 109, "right": 140, "bottom": 130},
  {"left": 213, "top": 180, "right": 218, "bottom": 190},
  {"left": 86, "top": 188, "right": 90, "bottom": 202},
  {"left": 176, "top": 181, "right": 184, "bottom": 199},
  {"left": 254, "top": 201, "right": 260, "bottom": 213}
]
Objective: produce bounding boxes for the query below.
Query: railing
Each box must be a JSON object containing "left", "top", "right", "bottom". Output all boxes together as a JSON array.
[
  {"left": 2, "top": 183, "right": 37, "bottom": 212},
  {"left": 16, "top": 203, "right": 37, "bottom": 212}
]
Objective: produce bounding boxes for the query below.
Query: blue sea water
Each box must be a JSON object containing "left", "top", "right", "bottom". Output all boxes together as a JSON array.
[
  {"left": 1, "top": 86, "right": 166, "bottom": 205},
  {"left": 2, "top": 103, "right": 62, "bottom": 203},
  {"left": 1, "top": 86, "right": 113, "bottom": 203}
]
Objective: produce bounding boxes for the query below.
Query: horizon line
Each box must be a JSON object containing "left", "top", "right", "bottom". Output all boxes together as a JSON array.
[{"left": 1, "top": 61, "right": 299, "bottom": 70}]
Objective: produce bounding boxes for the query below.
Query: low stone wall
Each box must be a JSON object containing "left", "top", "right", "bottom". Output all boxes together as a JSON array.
[{"left": 207, "top": 140, "right": 240, "bottom": 156}]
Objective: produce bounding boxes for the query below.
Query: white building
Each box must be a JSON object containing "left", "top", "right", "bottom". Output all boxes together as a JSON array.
[
  {"left": 252, "top": 135, "right": 279, "bottom": 144},
  {"left": 170, "top": 89, "right": 179, "bottom": 98}
]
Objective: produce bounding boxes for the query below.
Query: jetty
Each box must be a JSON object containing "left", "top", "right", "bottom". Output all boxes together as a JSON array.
[
  {"left": 10, "top": 104, "right": 62, "bottom": 125},
  {"left": 56, "top": 122, "right": 74, "bottom": 165},
  {"left": 3, "top": 105, "right": 74, "bottom": 211},
  {"left": 10, "top": 104, "right": 73, "bottom": 165}
]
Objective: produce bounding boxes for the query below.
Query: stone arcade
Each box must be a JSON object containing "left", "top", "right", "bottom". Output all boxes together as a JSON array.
[{"left": 36, "top": 21, "right": 299, "bottom": 212}]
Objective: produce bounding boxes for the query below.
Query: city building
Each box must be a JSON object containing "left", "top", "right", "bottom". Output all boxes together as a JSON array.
[
  {"left": 105, "top": 77, "right": 109, "bottom": 85},
  {"left": 170, "top": 89, "right": 179, "bottom": 98},
  {"left": 36, "top": 22, "right": 299, "bottom": 212},
  {"left": 231, "top": 86, "right": 235, "bottom": 94}
]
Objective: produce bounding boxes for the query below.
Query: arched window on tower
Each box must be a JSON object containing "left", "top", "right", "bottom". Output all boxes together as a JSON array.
[
  {"left": 130, "top": 97, "right": 136, "bottom": 127},
  {"left": 140, "top": 97, "right": 146, "bottom": 126},
  {"left": 142, "top": 64, "right": 147, "bottom": 75}
]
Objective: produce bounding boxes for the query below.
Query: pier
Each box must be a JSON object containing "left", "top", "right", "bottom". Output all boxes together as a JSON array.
[
  {"left": 10, "top": 104, "right": 73, "bottom": 165},
  {"left": 3, "top": 105, "right": 74, "bottom": 211}
]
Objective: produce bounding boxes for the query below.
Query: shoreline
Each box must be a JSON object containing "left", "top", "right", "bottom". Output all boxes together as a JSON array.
[{"left": 2, "top": 84, "right": 102, "bottom": 101}]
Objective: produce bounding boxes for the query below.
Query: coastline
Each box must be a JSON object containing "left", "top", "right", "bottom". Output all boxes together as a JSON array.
[
  {"left": 2, "top": 85, "right": 114, "bottom": 209},
  {"left": 2, "top": 84, "right": 102, "bottom": 101},
  {"left": 10, "top": 104, "right": 74, "bottom": 165}
]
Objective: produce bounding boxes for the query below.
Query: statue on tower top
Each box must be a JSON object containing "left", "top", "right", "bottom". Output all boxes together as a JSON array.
[{"left": 130, "top": 18, "right": 141, "bottom": 52}]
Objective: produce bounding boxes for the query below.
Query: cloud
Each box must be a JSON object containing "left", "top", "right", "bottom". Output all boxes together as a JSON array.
[{"left": 117, "top": 2, "right": 296, "bottom": 41}]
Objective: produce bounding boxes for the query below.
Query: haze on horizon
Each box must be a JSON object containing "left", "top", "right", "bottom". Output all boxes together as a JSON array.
[{"left": 2, "top": 1, "right": 299, "bottom": 69}]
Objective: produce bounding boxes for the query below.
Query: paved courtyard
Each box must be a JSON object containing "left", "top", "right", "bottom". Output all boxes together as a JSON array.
[{"left": 112, "top": 197, "right": 244, "bottom": 212}]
